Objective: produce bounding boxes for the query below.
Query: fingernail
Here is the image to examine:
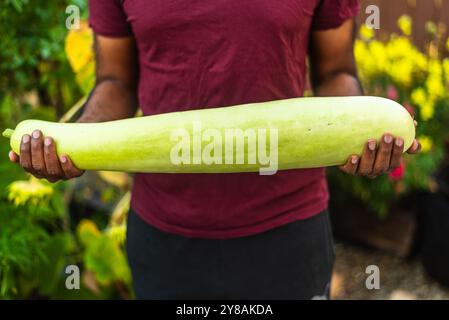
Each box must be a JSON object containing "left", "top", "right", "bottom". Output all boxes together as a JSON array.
[
  {"left": 351, "top": 156, "right": 358, "bottom": 164},
  {"left": 44, "top": 138, "right": 52, "bottom": 147},
  {"left": 368, "top": 140, "right": 376, "bottom": 151},
  {"left": 384, "top": 135, "right": 392, "bottom": 144},
  {"left": 22, "top": 135, "right": 30, "bottom": 143},
  {"left": 32, "top": 130, "right": 40, "bottom": 139},
  {"left": 395, "top": 138, "right": 403, "bottom": 147},
  {"left": 60, "top": 156, "right": 67, "bottom": 164},
  {"left": 415, "top": 140, "right": 420, "bottom": 151}
]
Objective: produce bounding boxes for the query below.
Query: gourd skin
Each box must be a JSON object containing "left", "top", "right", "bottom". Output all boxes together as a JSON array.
[{"left": 4, "top": 96, "right": 415, "bottom": 173}]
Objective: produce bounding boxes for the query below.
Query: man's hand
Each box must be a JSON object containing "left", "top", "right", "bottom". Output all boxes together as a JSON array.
[
  {"left": 309, "top": 19, "right": 421, "bottom": 178},
  {"left": 339, "top": 133, "right": 421, "bottom": 178},
  {"left": 8, "top": 35, "right": 139, "bottom": 182},
  {"left": 9, "top": 130, "right": 84, "bottom": 182}
]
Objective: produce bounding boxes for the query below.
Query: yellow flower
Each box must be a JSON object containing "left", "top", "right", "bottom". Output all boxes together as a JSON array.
[
  {"left": 65, "top": 20, "right": 95, "bottom": 94},
  {"left": 398, "top": 15, "right": 412, "bottom": 36},
  {"left": 411, "top": 50, "right": 428, "bottom": 71},
  {"left": 360, "top": 25, "right": 375, "bottom": 40},
  {"left": 106, "top": 225, "right": 127, "bottom": 245},
  {"left": 389, "top": 60, "right": 413, "bottom": 87},
  {"left": 420, "top": 102, "right": 435, "bottom": 121},
  {"left": 77, "top": 219, "right": 101, "bottom": 246},
  {"left": 428, "top": 59, "right": 443, "bottom": 77},
  {"left": 79, "top": 219, "right": 101, "bottom": 236},
  {"left": 443, "top": 59, "right": 449, "bottom": 82},
  {"left": 425, "top": 59, "right": 444, "bottom": 99},
  {"left": 368, "top": 40, "right": 387, "bottom": 74},
  {"left": 411, "top": 88, "right": 427, "bottom": 106},
  {"left": 354, "top": 40, "right": 368, "bottom": 66},
  {"left": 419, "top": 136, "right": 433, "bottom": 153},
  {"left": 75, "top": 61, "right": 95, "bottom": 94},
  {"left": 355, "top": 41, "right": 368, "bottom": 74},
  {"left": 355, "top": 40, "right": 380, "bottom": 81},
  {"left": 426, "top": 75, "right": 444, "bottom": 99},
  {"left": 383, "top": 37, "right": 420, "bottom": 87},
  {"left": 411, "top": 88, "right": 435, "bottom": 121},
  {"left": 7, "top": 179, "right": 53, "bottom": 206},
  {"left": 65, "top": 22, "right": 94, "bottom": 73},
  {"left": 354, "top": 40, "right": 365, "bottom": 58}
]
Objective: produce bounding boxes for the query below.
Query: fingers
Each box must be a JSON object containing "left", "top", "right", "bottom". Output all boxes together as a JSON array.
[
  {"left": 390, "top": 138, "right": 404, "bottom": 169},
  {"left": 357, "top": 139, "right": 376, "bottom": 175},
  {"left": 9, "top": 150, "right": 19, "bottom": 163},
  {"left": 43, "top": 137, "right": 64, "bottom": 182},
  {"left": 30, "top": 130, "right": 46, "bottom": 177},
  {"left": 60, "top": 155, "right": 84, "bottom": 179},
  {"left": 339, "top": 155, "right": 359, "bottom": 175},
  {"left": 407, "top": 119, "right": 421, "bottom": 154},
  {"left": 372, "top": 134, "right": 393, "bottom": 176},
  {"left": 14, "top": 130, "right": 84, "bottom": 182},
  {"left": 19, "top": 134, "right": 35, "bottom": 175},
  {"left": 341, "top": 132, "right": 414, "bottom": 178},
  {"left": 407, "top": 139, "right": 421, "bottom": 154}
]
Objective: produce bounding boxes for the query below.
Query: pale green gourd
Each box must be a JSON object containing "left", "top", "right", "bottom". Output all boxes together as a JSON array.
[{"left": 2, "top": 96, "right": 415, "bottom": 174}]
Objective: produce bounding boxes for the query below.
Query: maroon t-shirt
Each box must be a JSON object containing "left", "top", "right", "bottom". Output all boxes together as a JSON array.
[{"left": 89, "top": 0, "right": 360, "bottom": 238}]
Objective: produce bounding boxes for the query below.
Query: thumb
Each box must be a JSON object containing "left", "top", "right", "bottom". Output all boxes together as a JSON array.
[{"left": 9, "top": 150, "right": 19, "bottom": 163}]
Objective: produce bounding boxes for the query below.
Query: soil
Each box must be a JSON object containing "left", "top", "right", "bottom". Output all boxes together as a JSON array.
[{"left": 331, "top": 242, "right": 449, "bottom": 300}]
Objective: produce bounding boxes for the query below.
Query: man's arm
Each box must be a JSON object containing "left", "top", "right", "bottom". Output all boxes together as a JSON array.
[
  {"left": 9, "top": 35, "right": 139, "bottom": 181},
  {"left": 309, "top": 19, "right": 420, "bottom": 178},
  {"left": 78, "top": 35, "right": 139, "bottom": 122},
  {"left": 310, "top": 19, "right": 363, "bottom": 97}
]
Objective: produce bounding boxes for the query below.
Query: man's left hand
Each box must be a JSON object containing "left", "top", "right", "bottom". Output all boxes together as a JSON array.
[{"left": 339, "top": 133, "right": 421, "bottom": 178}]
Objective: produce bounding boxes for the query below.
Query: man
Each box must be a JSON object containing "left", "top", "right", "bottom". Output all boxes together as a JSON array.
[{"left": 9, "top": 0, "right": 420, "bottom": 299}]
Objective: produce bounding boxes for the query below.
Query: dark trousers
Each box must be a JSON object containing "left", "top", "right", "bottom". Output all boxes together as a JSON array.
[{"left": 126, "top": 209, "right": 335, "bottom": 300}]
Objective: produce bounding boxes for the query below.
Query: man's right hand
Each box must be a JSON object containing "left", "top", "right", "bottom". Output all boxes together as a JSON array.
[
  {"left": 8, "top": 35, "right": 139, "bottom": 183},
  {"left": 9, "top": 129, "right": 84, "bottom": 182}
]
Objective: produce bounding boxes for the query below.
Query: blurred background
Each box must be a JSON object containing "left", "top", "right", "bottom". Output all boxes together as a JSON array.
[{"left": 0, "top": 0, "right": 449, "bottom": 300}]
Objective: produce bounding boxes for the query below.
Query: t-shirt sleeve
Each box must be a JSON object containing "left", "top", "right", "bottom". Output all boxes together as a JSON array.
[
  {"left": 312, "top": 0, "right": 360, "bottom": 31},
  {"left": 88, "top": 0, "right": 132, "bottom": 37}
]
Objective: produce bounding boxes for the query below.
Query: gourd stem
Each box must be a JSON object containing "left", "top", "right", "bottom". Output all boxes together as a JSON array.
[{"left": 2, "top": 129, "right": 14, "bottom": 139}]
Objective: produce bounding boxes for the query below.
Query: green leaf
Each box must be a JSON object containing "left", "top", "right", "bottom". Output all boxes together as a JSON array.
[
  {"left": 83, "top": 235, "right": 131, "bottom": 286},
  {"left": 35, "top": 233, "right": 75, "bottom": 296}
]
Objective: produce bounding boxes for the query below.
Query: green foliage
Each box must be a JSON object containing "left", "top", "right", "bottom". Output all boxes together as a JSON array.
[
  {"left": 329, "top": 17, "right": 449, "bottom": 216},
  {"left": 0, "top": 0, "right": 87, "bottom": 118},
  {"left": 0, "top": 177, "right": 132, "bottom": 299},
  {"left": 0, "top": 180, "right": 68, "bottom": 298},
  {"left": 33, "top": 233, "right": 75, "bottom": 296},
  {"left": 77, "top": 220, "right": 131, "bottom": 288},
  {"left": 0, "top": 0, "right": 133, "bottom": 300},
  {"left": 0, "top": 139, "right": 26, "bottom": 191},
  {"left": 84, "top": 236, "right": 130, "bottom": 286}
]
